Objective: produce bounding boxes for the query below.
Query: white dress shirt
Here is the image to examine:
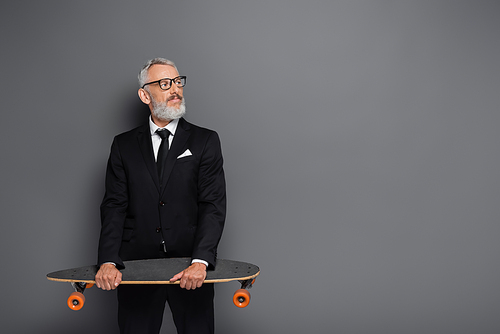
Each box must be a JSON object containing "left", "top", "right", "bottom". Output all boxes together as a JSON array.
[{"left": 149, "top": 117, "right": 178, "bottom": 160}]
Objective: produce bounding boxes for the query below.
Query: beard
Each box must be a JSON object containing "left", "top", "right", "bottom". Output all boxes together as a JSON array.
[{"left": 151, "top": 95, "right": 186, "bottom": 121}]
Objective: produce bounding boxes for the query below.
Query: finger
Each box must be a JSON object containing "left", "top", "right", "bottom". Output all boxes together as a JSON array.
[
  {"left": 107, "top": 273, "right": 119, "bottom": 290},
  {"left": 180, "top": 276, "right": 188, "bottom": 289},
  {"left": 99, "top": 280, "right": 108, "bottom": 290},
  {"left": 170, "top": 271, "right": 184, "bottom": 282},
  {"left": 95, "top": 274, "right": 105, "bottom": 289},
  {"left": 99, "top": 277, "right": 109, "bottom": 290},
  {"left": 183, "top": 273, "right": 196, "bottom": 290},
  {"left": 192, "top": 275, "right": 204, "bottom": 289},
  {"left": 114, "top": 271, "right": 122, "bottom": 287}
]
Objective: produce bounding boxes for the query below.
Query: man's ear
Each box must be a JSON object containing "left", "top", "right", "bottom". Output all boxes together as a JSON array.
[{"left": 138, "top": 88, "right": 151, "bottom": 105}]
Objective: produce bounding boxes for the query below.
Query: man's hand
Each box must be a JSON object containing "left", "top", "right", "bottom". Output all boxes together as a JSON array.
[
  {"left": 170, "top": 262, "right": 207, "bottom": 290},
  {"left": 95, "top": 263, "right": 122, "bottom": 290}
]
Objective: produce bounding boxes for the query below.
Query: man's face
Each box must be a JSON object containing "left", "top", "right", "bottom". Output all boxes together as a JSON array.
[
  {"left": 139, "top": 64, "right": 186, "bottom": 123},
  {"left": 145, "top": 64, "right": 184, "bottom": 108}
]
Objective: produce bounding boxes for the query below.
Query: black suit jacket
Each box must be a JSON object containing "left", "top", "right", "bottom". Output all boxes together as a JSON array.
[{"left": 98, "top": 118, "right": 226, "bottom": 269}]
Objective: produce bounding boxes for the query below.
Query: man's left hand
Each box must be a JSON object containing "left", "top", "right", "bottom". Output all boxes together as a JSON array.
[{"left": 170, "top": 262, "right": 207, "bottom": 290}]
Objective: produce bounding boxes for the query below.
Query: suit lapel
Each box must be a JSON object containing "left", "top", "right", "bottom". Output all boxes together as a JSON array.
[
  {"left": 160, "top": 118, "right": 191, "bottom": 196},
  {"left": 137, "top": 125, "right": 161, "bottom": 193}
]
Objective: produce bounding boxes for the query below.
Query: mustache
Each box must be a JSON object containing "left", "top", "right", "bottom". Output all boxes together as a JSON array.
[{"left": 168, "top": 94, "right": 182, "bottom": 101}]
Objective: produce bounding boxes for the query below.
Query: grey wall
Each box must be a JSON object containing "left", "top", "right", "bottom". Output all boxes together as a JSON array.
[{"left": 1, "top": 1, "right": 499, "bottom": 333}]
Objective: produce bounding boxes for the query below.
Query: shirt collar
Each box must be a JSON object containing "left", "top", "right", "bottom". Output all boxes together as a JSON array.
[{"left": 149, "top": 117, "right": 179, "bottom": 137}]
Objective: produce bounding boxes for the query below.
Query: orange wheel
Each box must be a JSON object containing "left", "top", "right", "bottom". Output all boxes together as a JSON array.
[
  {"left": 233, "top": 289, "right": 251, "bottom": 308},
  {"left": 67, "top": 292, "right": 85, "bottom": 311},
  {"left": 86, "top": 283, "right": 94, "bottom": 288}
]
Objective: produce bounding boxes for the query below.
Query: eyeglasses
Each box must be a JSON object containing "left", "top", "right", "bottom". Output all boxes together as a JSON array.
[{"left": 141, "top": 76, "right": 187, "bottom": 90}]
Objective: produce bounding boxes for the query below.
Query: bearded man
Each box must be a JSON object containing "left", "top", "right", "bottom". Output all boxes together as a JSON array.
[{"left": 95, "top": 58, "right": 226, "bottom": 334}]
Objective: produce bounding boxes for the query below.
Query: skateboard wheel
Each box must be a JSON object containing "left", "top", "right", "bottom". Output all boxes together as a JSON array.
[
  {"left": 233, "top": 289, "right": 251, "bottom": 308},
  {"left": 86, "top": 283, "right": 94, "bottom": 288},
  {"left": 67, "top": 292, "right": 85, "bottom": 311}
]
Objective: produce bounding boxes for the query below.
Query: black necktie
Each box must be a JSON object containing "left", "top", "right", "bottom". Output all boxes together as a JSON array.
[{"left": 156, "top": 129, "right": 171, "bottom": 186}]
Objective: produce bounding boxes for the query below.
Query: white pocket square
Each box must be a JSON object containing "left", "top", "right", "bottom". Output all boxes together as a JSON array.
[{"left": 177, "top": 149, "right": 192, "bottom": 159}]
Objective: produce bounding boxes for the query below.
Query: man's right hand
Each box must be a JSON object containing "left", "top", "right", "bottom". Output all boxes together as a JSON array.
[{"left": 95, "top": 263, "right": 122, "bottom": 290}]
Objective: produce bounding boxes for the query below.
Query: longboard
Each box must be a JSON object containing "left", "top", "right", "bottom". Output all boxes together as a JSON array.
[{"left": 47, "top": 258, "right": 260, "bottom": 310}]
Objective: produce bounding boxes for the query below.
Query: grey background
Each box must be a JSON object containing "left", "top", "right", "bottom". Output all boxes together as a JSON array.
[{"left": 1, "top": 1, "right": 499, "bottom": 333}]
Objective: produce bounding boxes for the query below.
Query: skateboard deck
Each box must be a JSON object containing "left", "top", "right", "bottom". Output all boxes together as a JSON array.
[{"left": 47, "top": 258, "right": 259, "bottom": 310}]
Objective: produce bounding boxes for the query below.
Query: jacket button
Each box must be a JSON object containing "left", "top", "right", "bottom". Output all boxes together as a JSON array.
[
  {"left": 159, "top": 201, "right": 165, "bottom": 206},
  {"left": 156, "top": 227, "right": 161, "bottom": 233}
]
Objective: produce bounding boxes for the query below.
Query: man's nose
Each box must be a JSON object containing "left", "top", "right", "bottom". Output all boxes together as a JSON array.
[{"left": 169, "top": 82, "right": 180, "bottom": 94}]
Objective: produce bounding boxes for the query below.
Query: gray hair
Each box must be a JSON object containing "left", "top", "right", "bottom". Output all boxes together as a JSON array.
[{"left": 138, "top": 58, "right": 178, "bottom": 88}]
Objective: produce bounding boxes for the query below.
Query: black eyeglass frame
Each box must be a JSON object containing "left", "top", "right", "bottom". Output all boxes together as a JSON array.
[{"left": 141, "top": 76, "right": 187, "bottom": 90}]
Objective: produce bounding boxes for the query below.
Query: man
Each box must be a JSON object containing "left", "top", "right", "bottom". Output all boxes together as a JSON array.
[{"left": 95, "top": 58, "right": 226, "bottom": 334}]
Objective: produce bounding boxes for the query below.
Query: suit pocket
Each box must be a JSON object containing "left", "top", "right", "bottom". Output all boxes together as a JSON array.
[{"left": 176, "top": 156, "right": 195, "bottom": 163}]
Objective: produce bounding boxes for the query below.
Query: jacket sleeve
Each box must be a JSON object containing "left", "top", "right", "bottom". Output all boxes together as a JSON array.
[
  {"left": 97, "top": 137, "right": 128, "bottom": 269},
  {"left": 192, "top": 131, "right": 226, "bottom": 269}
]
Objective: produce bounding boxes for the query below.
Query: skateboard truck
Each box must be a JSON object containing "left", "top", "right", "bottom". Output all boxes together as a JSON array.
[
  {"left": 68, "top": 282, "right": 93, "bottom": 311},
  {"left": 233, "top": 278, "right": 256, "bottom": 308}
]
